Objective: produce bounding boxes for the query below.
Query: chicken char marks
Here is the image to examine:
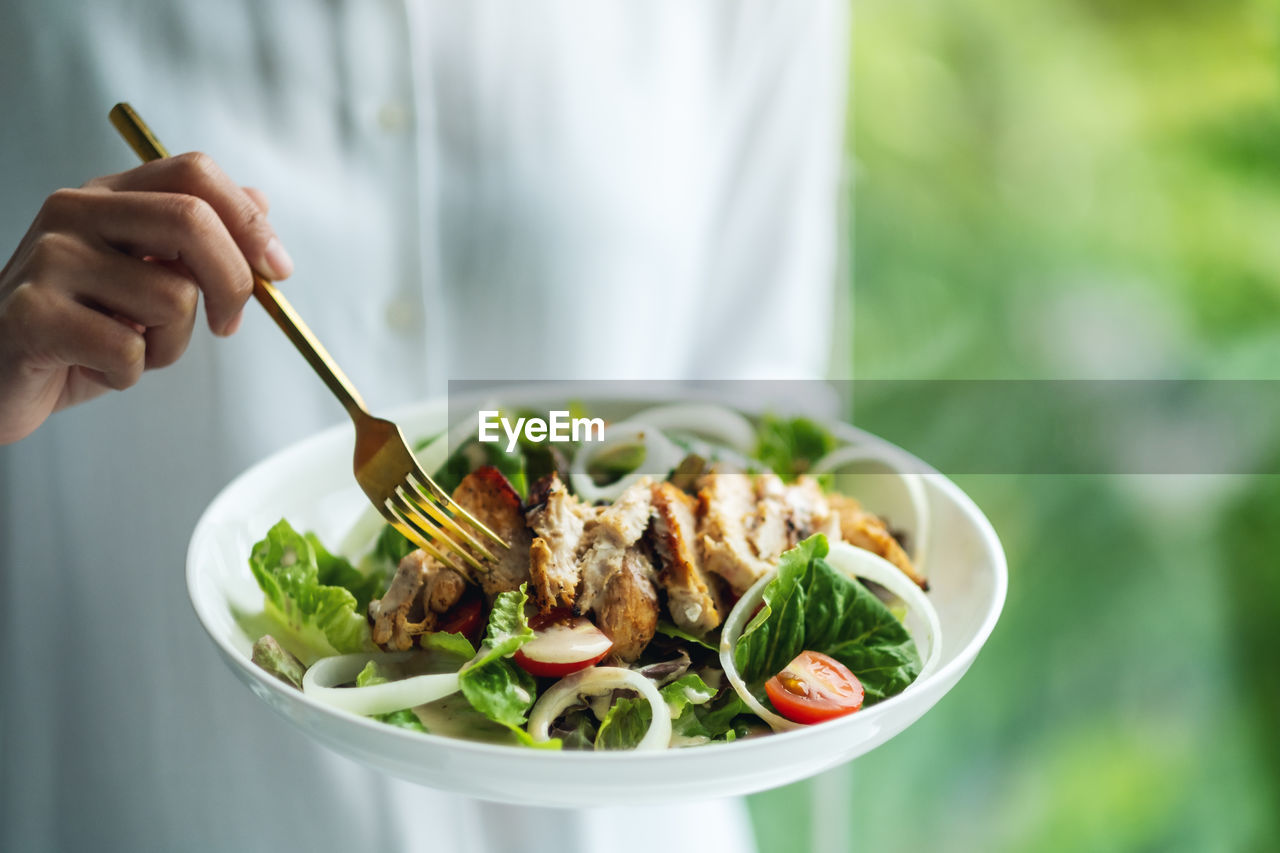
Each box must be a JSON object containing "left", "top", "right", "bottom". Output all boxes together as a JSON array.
[
  {"left": 596, "top": 547, "right": 660, "bottom": 663},
  {"left": 650, "top": 481, "right": 724, "bottom": 635},
  {"left": 368, "top": 549, "right": 467, "bottom": 651},
  {"left": 748, "top": 473, "right": 842, "bottom": 562},
  {"left": 450, "top": 466, "right": 533, "bottom": 600},
  {"left": 524, "top": 472, "right": 594, "bottom": 611},
  {"left": 572, "top": 477, "right": 659, "bottom": 663},
  {"left": 696, "top": 472, "right": 769, "bottom": 596}
]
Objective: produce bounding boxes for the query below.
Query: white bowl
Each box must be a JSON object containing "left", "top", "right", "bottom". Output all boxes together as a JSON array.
[{"left": 187, "top": 391, "right": 1007, "bottom": 806}]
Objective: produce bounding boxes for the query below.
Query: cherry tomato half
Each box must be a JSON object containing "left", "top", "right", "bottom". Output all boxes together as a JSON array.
[{"left": 764, "top": 650, "right": 864, "bottom": 725}]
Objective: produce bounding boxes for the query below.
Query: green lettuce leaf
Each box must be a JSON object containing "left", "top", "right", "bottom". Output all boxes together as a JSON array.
[
  {"left": 734, "top": 534, "right": 921, "bottom": 705},
  {"left": 692, "top": 689, "right": 757, "bottom": 740},
  {"left": 308, "top": 532, "right": 384, "bottom": 609},
  {"left": 659, "top": 673, "right": 754, "bottom": 742},
  {"left": 662, "top": 673, "right": 719, "bottom": 742},
  {"left": 655, "top": 621, "right": 719, "bottom": 651},
  {"left": 661, "top": 673, "right": 717, "bottom": 717},
  {"left": 595, "top": 697, "right": 653, "bottom": 750},
  {"left": 248, "top": 520, "right": 374, "bottom": 658},
  {"left": 355, "top": 662, "right": 428, "bottom": 733},
  {"left": 459, "top": 656, "right": 537, "bottom": 730},
  {"left": 456, "top": 584, "right": 560, "bottom": 747},
  {"left": 475, "top": 584, "right": 535, "bottom": 659},
  {"left": 422, "top": 631, "right": 477, "bottom": 660},
  {"left": 755, "top": 415, "right": 838, "bottom": 482},
  {"left": 590, "top": 673, "right": 745, "bottom": 748}
]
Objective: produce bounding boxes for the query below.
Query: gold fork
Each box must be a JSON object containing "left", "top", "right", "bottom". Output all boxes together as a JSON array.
[{"left": 108, "top": 102, "right": 506, "bottom": 574}]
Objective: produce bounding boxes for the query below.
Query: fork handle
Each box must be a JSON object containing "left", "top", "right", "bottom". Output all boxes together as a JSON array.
[
  {"left": 109, "top": 103, "right": 370, "bottom": 421},
  {"left": 249, "top": 278, "right": 369, "bottom": 418}
]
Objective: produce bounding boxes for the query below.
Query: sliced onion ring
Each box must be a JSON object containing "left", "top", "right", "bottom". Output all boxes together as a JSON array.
[
  {"left": 302, "top": 651, "right": 462, "bottom": 717},
  {"left": 624, "top": 404, "right": 758, "bottom": 455},
  {"left": 569, "top": 421, "right": 684, "bottom": 503},
  {"left": 527, "top": 666, "right": 673, "bottom": 750},
  {"left": 812, "top": 444, "right": 931, "bottom": 571},
  {"left": 719, "top": 541, "right": 943, "bottom": 732}
]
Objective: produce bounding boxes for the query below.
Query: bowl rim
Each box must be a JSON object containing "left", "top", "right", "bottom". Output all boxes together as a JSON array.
[{"left": 186, "top": 388, "right": 1008, "bottom": 764}]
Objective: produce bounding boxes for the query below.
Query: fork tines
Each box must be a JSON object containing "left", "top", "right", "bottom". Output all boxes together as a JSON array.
[{"left": 381, "top": 467, "right": 506, "bottom": 575}]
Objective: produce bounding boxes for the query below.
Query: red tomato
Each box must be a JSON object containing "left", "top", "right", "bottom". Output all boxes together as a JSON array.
[
  {"left": 513, "top": 615, "right": 613, "bottom": 678},
  {"left": 764, "top": 650, "right": 864, "bottom": 725},
  {"left": 436, "top": 589, "right": 484, "bottom": 644}
]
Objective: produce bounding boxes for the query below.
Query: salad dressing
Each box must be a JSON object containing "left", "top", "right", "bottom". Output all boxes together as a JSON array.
[{"left": 411, "top": 693, "right": 520, "bottom": 744}]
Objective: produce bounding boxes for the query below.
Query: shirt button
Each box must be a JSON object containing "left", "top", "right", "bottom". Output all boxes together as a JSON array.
[
  {"left": 385, "top": 297, "right": 421, "bottom": 333},
  {"left": 376, "top": 101, "right": 411, "bottom": 133}
]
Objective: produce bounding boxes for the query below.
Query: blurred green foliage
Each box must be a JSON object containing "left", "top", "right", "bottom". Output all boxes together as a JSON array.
[
  {"left": 750, "top": 2, "right": 1280, "bottom": 850},
  {"left": 851, "top": 0, "right": 1280, "bottom": 380}
]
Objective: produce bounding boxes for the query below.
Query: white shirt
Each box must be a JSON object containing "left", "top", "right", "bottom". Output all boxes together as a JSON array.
[{"left": 0, "top": 2, "right": 849, "bottom": 851}]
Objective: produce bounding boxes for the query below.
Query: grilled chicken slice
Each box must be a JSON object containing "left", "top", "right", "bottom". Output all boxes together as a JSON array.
[
  {"left": 567, "top": 477, "right": 660, "bottom": 662},
  {"left": 368, "top": 549, "right": 467, "bottom": 650},
  {"left": 747, "top": 473, "right": 843, "bottom": 562},
  {"left": 696, "top": 472, "right": 769, "bottom": 595},
  {"left": 826, "top": 491, "right": 927, "bottom": 589},
  {"left": 650, "top": 481, "right": 723, "bottom": 635},
  {"left": 589, "top": 475, "right": 653, "bottom": 544},
  {"left": 525, "top": 473, "right": 592, "bottom": 611},
  {"left": 596, "top": 548, "right": 660, "bottom": 663},
  {"left": 782, "top": 475, "right": 843, "bottom": 541},
  {"left": 422, "top": 557, "right": 469, "bottom": 614},
  {"left": 450, "top": 466, "right": 533, "bottom": 600},
  {"left": 747, "top": 473, "right": 792, "bottom": 563},
  {"left": 574, "top": 478, "right": 653, "bottom": 616},
  {"left": 369, "top": 551, "right": 427, "bottom": 650}
]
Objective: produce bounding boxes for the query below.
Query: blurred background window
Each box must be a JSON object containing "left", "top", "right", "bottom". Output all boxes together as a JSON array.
[{"left": 749, "top": 2, "right": 1280, "bottom": 850}]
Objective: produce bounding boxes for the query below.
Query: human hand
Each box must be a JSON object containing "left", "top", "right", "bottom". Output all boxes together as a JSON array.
[{"left": 0, "top": 152, "right": 292, "bottom": 444}]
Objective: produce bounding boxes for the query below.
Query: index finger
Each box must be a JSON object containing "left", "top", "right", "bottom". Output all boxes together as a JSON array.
[{"left": 88, "top": 152, "right": 293, "bottom": 281}]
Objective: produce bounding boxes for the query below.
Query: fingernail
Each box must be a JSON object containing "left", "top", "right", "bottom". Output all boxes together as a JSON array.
[
  {"left": 263, "top": 237, "right": 294, "bottom": 279},
  {"left": 223, "top": 309, "right": 244, "bottom": 336}
]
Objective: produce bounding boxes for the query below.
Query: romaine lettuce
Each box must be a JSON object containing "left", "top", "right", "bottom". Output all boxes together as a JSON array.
[
  {"left": 421, "top": 630, "right": 477, "bottom": 660},
  {"left": 248, "top": 519, "right": 375, "bottom": 658},
  {"left": 663, "top": 673, "right": 754, "bottom": 742},
  {"left": 594, "top": 672, "right": 752, "bottom": 748},
  {"left": 595, "top": 697, "right": 652, "bottom": 750},
  {"left": 457, "top": 584, "right": 562, "bottom": 749},
  {"left": 308, "top": 531, "right": 384, "bottom": 610}
]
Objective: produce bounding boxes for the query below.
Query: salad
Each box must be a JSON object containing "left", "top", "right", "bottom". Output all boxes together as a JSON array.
[{"left": 245, "top": 404, "right": 937, "bottom": 751}]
